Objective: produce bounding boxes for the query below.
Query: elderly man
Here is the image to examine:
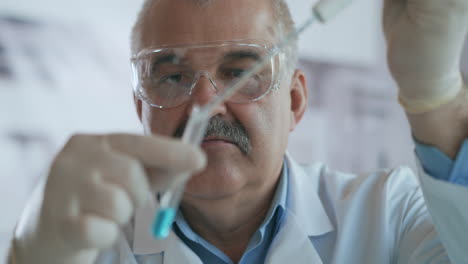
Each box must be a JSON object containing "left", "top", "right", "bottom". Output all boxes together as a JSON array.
[{"left": 8, "top": 0, "right": 468, "bottom": 263}]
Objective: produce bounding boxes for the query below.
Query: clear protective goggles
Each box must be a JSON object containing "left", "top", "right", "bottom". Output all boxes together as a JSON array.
[{"left": 131, "top": 40, "right": 284, "bottom": 109}]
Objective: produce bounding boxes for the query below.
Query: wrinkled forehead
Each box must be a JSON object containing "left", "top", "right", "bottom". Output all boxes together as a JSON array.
[{"left": 137, "top": 0, "right": 278, "bottom": 51}]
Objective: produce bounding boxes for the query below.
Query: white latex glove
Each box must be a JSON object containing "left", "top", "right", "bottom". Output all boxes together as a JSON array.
[
  {"left": 12, "top": 134, "right": 206, "bottom": 264},
  {"left": 384, "top": 0, "right": 468, "bottom": 113}
]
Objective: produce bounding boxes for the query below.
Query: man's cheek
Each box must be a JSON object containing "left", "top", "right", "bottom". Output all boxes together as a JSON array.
[{"left": 148, "top": 111, "right": 185, "bottom": 136}]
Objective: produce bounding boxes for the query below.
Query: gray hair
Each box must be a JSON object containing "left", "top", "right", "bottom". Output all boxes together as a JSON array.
[{"left": 131, "top": 0, "right": 298, "bottom": 74}]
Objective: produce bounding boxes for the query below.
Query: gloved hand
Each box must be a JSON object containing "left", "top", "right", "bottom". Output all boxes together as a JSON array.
[
  {"left": 12, "top": 134, "right": 206, "bottom": 264},
  {"left": 383, "top": 0, "right": 468, "bottom": 113}
]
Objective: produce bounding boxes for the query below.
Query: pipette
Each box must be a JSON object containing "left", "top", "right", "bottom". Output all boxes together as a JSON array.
[{"left": 151, "top": 0, "right": 353, "bottom": 239}]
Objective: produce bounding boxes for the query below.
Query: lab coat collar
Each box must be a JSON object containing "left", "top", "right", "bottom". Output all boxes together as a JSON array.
[
  {"left": 284, "top": 154, "right": 334, "bottom": 237},
  {"left": 265, "top": 210, "right": 325, "bottom": 264},
  {"left": 132, "top": 153, "right": 334, "bottom": 256}
]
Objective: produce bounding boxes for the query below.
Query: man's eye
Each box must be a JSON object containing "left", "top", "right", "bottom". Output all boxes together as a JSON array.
[
  {"left": 221, "top": 69, "right": 246, "bottom": 79},
  {"left": 161, "top": 73, "right": 183, "bottom": 84}
]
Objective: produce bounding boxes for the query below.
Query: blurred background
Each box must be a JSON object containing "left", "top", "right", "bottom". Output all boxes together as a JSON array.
[{"left": 0, "top": 0, "right": 467, "bottom": 261}]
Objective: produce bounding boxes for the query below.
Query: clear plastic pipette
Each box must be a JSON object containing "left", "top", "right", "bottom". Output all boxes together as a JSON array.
[{"left": 151, "top": 0, "right": 353, "bottom": 239}]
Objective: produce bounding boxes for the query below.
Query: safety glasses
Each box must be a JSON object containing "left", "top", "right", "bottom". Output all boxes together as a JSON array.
[{"left": 131, "top": 40, "right": 284, "bottom": 109}]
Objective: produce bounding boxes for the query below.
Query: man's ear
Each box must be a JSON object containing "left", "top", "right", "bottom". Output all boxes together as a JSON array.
[
  {"left": 134, "top": 93, "right": 143, "bottom": 123},
  {"left": 289, "top": 69, "right": 308, "bottom": 132}
]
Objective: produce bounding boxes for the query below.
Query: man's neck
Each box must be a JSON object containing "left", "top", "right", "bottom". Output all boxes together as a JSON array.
[{"left": 180, "top": 171, "right": 282, "bottom": 262}]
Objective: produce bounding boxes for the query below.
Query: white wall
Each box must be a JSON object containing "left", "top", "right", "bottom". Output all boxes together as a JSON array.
[
  {"left": 0, "top": 0, "right": 144, "bottom": 29},
  {"left": 0, "top": 16, "right": 143, "bottom": 260},
  {"left": 287, "top": 0, "right": 382, "bottom": 66},
  {"left": 1, "top": 0, "right": 382, "bottom": 65}
]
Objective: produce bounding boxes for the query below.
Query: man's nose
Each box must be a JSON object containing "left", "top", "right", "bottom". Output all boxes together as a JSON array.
[{"left": 188, "top": 73, "right": 227, "bottom": 115}]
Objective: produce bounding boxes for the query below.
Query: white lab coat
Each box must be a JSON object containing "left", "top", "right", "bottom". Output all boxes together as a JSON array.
[{"left": 95, "top": 155, "right": 468, "bottom": 263}]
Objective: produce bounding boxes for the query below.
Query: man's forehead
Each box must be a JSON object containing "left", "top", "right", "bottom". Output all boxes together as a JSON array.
[{"left": 138, "top": 0, "right": 278, "bottom": 49}]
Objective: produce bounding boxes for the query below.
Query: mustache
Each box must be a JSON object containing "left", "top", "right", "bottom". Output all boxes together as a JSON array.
[{"left": 173, "top": 115, "right": 252, "bottom": 155}]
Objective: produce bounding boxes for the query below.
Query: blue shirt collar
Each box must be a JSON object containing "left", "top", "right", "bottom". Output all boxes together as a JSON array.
[{"left": 257, "top": 159, "right": 289, "bottom": 236}]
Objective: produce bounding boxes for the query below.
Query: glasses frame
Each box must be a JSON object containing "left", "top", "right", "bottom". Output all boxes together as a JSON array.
[{"left": 130, "top": 39, "right": 285, "bottom": 109}]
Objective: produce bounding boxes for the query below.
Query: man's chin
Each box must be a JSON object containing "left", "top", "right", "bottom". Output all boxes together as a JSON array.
[{"left": 185, "top": 161, "right": 247, "bottom": 199}]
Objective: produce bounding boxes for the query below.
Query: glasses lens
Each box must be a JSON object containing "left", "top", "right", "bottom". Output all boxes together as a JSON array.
[
  {"left": 218, "top": 56, "right": 274, "bottom": 103},
  {"left": 134, "top": 43, "right": 276, "bottom": 108}
]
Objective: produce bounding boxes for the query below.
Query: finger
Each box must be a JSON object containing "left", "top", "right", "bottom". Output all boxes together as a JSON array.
[
  {"left": 79, "top": 172, "right": 133, "bottom": 225},
  {"left": 61, "top": 214, "right": 119, "bottom": 250},
  {"left": 105, "top": 133, "right": 207, "bottom": 172},
  {"left": 98, "top": 152, "right": 152, "bottom": 209}
]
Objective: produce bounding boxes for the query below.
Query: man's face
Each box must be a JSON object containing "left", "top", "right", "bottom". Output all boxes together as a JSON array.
[{"left": 135, "top": 0, "right": 306, "bottom": 200}]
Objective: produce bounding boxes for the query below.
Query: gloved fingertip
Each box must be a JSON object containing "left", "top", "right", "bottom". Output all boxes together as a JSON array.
[{"left": 194, "top": 147, "right": 207, "bottom": 171}]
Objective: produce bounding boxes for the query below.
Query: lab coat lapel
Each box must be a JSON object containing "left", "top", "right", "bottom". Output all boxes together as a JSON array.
[
  {"left": 266, "top": 211, "right": 323, "bottom": 264},
  {"left": 263, "top": 155, "right": 335, "bottom": 263},
  {"left": 116, "top": 233, "right": 139, "bottom": 264},
  {"left": 163, "top": 232, "right": 203, "bottom": 264},
  {"left": 286, "top": 155, "right": 334, "bottom": 236}
]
